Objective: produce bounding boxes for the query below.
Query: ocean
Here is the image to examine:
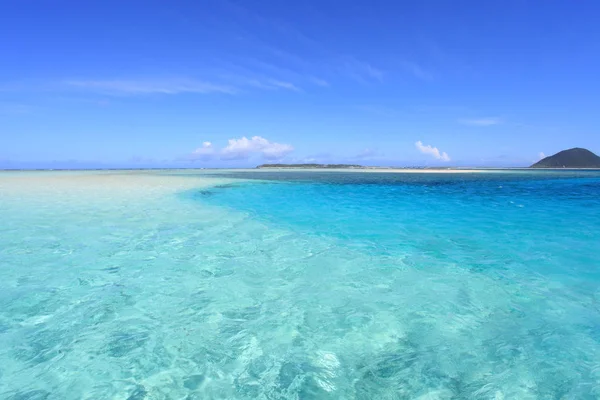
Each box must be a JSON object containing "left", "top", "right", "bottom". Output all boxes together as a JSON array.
[{"left": 1, "top": 169, "right": 599, "bottom": 399}]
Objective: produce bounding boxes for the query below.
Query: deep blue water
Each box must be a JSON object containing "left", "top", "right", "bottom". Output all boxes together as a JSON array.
[{"left": 198, "top": 171, "right": 600, "bottom": 278}]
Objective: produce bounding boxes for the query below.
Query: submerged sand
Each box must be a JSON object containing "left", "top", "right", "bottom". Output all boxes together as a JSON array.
[{"left": 0, "top": 170, "right": 234, "bottom": 203}]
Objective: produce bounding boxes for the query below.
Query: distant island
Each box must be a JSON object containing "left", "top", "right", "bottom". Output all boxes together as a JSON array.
[
  {"left": 531, "top": 148, "right": 600, "bottom": 168},
  {"left": 256, "top": 164, "right": 474, "bottom": 171},
  {"left": 257, "top": 163, "right": 363, "bottom": 169}
]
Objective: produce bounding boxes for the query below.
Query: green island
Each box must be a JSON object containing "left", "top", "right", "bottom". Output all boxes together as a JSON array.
[{"left": 531, "top": 148, "right": 600, "bottom": 168}]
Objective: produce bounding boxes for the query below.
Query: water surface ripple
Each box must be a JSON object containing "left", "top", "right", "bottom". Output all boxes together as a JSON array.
[{"left": 1, "top": 170, "right": 600, "bottom": 399}]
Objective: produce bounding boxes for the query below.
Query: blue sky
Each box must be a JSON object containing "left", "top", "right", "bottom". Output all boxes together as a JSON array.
[{"left": 1, "top": 0, "right": 599, "bottom": 168}]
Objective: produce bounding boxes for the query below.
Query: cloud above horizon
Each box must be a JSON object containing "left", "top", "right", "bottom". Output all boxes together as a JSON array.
[
  {"left": 415, "top": 141, "right": 450, "bottom": 161},
  {"left": 458, "top": 117, "right": 502, "bottom": 126},
  {"left": 192, "top": 136, "right": 294, "bottom": 161},
  {"left": 191, "top": 142, "right": 215, "bottom": 160},
  {"left": 222, "top": 136, "right": 294, "bottom": 160},
  {"left": 538, "top": 152, "right": 546, "bottom": 160}
]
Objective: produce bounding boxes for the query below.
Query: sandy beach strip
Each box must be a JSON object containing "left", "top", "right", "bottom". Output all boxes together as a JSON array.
[{"left": 0, "top": 170, "right": 234, "bottom": 200}]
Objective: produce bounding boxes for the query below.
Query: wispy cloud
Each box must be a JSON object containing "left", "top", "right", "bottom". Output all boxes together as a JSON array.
[
  {"left": 221, "top": 0, "right": 320, "bottom": 52},
  {"left": 458, "top": 117, "right": 502, "bottom": 126},
  {"left": 401, "top": 61, "right": 434, "bottom": 81},
  {"left": 538, "top": 152, "right": 546, "bottom": 160},
  {"left": 309, "top": 77, "right": 329, "bottom": 87},
  {"left": 64, "top": 79, "right": 237, "bottom": 96},
  {"left": 211, "top": 3, "right": 338, "bottom": 89},
  {"left": 342, "top": 58, "right": 384, "bottom": 84},
  {"left": 217, "top": 71, "right": 303, "bottom": 93},
  {"left": 364, "top": 64, "right": 384, "bottom": 81},
  {"left": 226, "top": 57, "right": 309, "bottom": 88},
  {"left": 415, "top": 141, "right": 450, "bottom": 161},
  {"left": 267, "top": 79, "right": 302, "bottom": 92},
  {"left": 242, "top": 78, "right": 275, "bottom": 90}
]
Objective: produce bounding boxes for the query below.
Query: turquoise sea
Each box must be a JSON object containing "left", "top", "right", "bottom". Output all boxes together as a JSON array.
[{"left": 1, "top": 169, "right": 600, "bottom": 399}]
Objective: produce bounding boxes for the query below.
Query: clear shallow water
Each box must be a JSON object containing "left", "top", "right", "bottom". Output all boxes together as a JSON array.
[{"left": 1, "top": 170, "right": 600, "bottom": 399}]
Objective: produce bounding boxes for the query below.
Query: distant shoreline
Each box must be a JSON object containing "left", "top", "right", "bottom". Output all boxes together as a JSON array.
[
  {"left": 2, "top": 167, "right": 600, "bottom": 173},
  {"left": 255, "top": 167, "right": 487, "bottom": 173}
]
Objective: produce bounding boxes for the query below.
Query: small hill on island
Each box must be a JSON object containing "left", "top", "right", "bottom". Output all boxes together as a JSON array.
[{"left": 531, "top": 148, "right": 600, "bottom": 168}]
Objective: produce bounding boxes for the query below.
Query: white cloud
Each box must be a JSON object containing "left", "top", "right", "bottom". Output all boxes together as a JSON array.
[
  {"left": 221, "top": 136, "right": 294, "bottom": 160},
  {"left": 65, "top": 79, "right": 236, "bottom": 95},
  {"left": 193, "top": 141, "right": 214, "bottom": 154},
  {"left": 538, "top": 152, "right": 546, "bottom": 160},
  {"left": 190, "top": 141, "right": 215, "bottom": 160},
  {"left": 458, "top": 118, "right": 502, "bottom": 126},
  {"left": 415, "top": 141, "right": 450, "bottom": 161}
]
